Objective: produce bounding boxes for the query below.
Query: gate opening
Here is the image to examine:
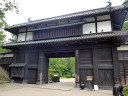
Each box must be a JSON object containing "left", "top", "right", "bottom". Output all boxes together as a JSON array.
[{"left": 48, "top": 57, "right": 75, "bottom": 84}]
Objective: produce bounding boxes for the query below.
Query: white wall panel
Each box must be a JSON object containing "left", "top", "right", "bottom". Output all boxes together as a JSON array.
[
  {"left": 26, "top": 32, "right": 33, "bottom": 41},
  {"left": 83, "top": 23, "right": 96, "bottom": 34},
  {"left": 97, "top": 21, "right": 112, "bottom": 33},
  {"left": 117, "top": 45, "right": 128, "bottom": 50},
  {"left": 17, "top": 33, "right": 26, "bottom": 41},
  {"left": 97, "top": 15, "right": 110, "bottom": 21}
]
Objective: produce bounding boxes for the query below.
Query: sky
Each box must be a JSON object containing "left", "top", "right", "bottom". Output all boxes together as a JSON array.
[{"left": 4, "top": 0, "right": 125, "bottom": 40}]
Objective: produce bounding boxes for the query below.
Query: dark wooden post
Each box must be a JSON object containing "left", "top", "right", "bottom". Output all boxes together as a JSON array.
[
  {"left": 37, "top": 51, "right": 49, "bottom": 84},
  {"left": 75, "top": 50, "right": 80, "bottom": 84},
  {"left": 22, "top": 51, "right": 28, "bottom": 84},
  {"left": 13, "top": 51, "right": 16, "bottom": 64},
  {"left": 93, "top": 48, "right": 99, "bottom": 88},
  {"left": 112, "top": 46, "right": 120, "bottom": 85}
]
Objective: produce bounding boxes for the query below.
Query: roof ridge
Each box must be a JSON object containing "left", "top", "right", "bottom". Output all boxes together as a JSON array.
[{"left": 11, "top": 4, "right": 127, "bottom": 28}]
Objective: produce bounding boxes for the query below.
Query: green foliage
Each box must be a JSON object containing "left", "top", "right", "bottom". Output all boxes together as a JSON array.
[
  {"left": 8, "top": 34, "right": 17, "bottom": 42},
  {"left": 49, "top": 58, "right": 75, "bottom": 78},
  {"left": 123, "top": 85, "right": 128, "bottom": 96},
  {"left": 0, "top": 0, "right": 18, "bottom": 53},
  {"left": 0, "top": 31, "right": 6, "bottom": 44},
  {"left": 122, "top": 22, "right": 128, "bottom": 31},
  {"left": 0, "top": 0, "right": 19, "bottom": 28},
  {"left": 64, "top": 75, "right": 71, "bottom": 78},
  {"left": 123, "top": 0, "right": 128, "bottom": 5},
  {"left": 48, "top": 69, "right": 56, "bottom": 77}
]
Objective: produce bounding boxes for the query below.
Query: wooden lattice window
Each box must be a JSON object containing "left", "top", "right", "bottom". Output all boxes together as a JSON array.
[{"left": 11, "top": 67, "right": 22, "bottom": 77}]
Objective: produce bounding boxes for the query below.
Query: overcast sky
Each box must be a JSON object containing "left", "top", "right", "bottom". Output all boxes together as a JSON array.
[{"left": 4, "top": 0, "right": 125, "bottom": 40}]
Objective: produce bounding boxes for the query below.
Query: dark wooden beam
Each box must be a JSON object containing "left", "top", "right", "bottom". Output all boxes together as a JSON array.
[
  {"left": 75, "top": 50, "right": 80, "bottom": 84},
  {"left": 112, "top": 46, "right": 120, "bottom": 85},
  {"left": 93, "top": 47, "right": 98, "bottom": 86},
  {"left": 22, "top": 51, "right": 28, "bottom": 84},
  {"left": 37, "top": 51, "right": 49, "bottom": 84}
]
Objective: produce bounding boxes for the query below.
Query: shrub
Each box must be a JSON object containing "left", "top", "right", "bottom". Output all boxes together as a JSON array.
[
  {"left": 123, "top": 85, "right": 128, "bottom": 96},
  {"left": 65, "top": 75, "right": 71, "bottom": 78},
  {"left": 72, "top": 76, "right": 75, "bottom": 78}
]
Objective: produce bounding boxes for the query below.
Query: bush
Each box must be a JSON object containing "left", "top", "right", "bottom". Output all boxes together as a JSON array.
[
  {"left": 123, "top": 85, "right": 128, "bottom": 96},
  {"left": 65, "top": 75, "right": 71, "bottom": 78},
  {"left": 72, "top": 76, "right": 75, "bottom": 78}
]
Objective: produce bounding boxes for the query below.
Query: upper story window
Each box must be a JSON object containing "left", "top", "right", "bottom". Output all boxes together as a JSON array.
[
  {"left": 17, "top": 27, "right": 33, "bottom": 42},
  {"left": 97, "top": 21, "right": 112, "bottom": 32},
  {"left": 17, "top": 33, "right": 26, "bottom": 42},
  {"left": 83, "top": 15, "right": 112, "bottom": 34},
  {"left": 83, "top": 23, "right": 96, "bottom": 34},
  {"left": 17, "top": 28, "right": 26, "bottom": 42},
  {"left": 26, "top": 32, "right": 33, "bottom": 41}
]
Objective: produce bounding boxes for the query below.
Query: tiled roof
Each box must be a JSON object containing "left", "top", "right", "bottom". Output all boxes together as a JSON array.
[
  {"left": 2, "top": 32, "right": 128, "bottom": 47},
  {"left": 12, "top": 4, "right": 128, "bottom": 28}
]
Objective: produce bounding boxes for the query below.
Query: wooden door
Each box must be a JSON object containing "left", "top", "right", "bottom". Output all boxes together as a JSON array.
[
  {"left": 28, "top": 69, "right": 38, "bottom": 84},
  {"left": 80, "top": 69, "right": 93, "bottom": 88},
  {"left": 99, "top": 69, "right": 114, "bottom": 89}
]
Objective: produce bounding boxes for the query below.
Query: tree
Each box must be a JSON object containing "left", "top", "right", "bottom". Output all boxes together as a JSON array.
[
  {"left": 49, "top": 58, "right": 75, "bottom": 78},
  {"left": 123, "top": 0, "right": 128, "bottom": 5},
  {"left": 0, "top": 0, "right": 19, "bottom": 53}
]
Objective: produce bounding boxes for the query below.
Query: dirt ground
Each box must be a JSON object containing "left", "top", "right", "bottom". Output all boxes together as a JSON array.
[{"left": 0, "top": 78, "right": 113, "bottom": 96}]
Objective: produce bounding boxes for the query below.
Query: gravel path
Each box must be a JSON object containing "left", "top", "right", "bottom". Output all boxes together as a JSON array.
[{"left": 0, "top": 78, "right": 113, "bottom": 96}]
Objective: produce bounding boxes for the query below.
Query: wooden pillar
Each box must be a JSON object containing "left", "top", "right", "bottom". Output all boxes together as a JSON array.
[
  {"left": 22, "top": 51, "right": 28, "bottom": 84},
  {"left": 93, "top": 48, "right": 98, "bottom": 86},
  {"left": 75, "top": 50, "right": 79, "bottom": 84},
  {"left": 112, "top": 46, "right": 120, "bottom": 85},
  {"left": 13, "top": 51, "right": 17, "bottom": 64},
  {"left": 37, "top": 51, "right": 49, "bottom": 84}
]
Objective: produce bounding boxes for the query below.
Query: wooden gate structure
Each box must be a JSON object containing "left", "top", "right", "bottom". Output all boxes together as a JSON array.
[{"left": 1, "top": 4, "right": 128, "bottom": 89}]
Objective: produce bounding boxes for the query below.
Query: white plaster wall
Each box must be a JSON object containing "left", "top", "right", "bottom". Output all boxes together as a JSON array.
[
  {"left": 17, "top": 33, "right": 26, "bottom": 41},
  {"left": 83, "top": 23, "right": 96, "bottom": 34},
  {"left": 97, "top": 15, "right": 110, "bottom": 21},
  {"left": 117, "top": 45, "right": 128, "bottom": 50},
  {"left": 26, "top": 32, "right": 33, "bottom": 41},
  {"left": 4, "top": 54, "right": 14, "bottom": 57},
  {"left": 84, "top": 17, "right": 95, "bottom": 22},
  {"left": 97, "top": 21, "right": 112, "bottom": 33}
]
